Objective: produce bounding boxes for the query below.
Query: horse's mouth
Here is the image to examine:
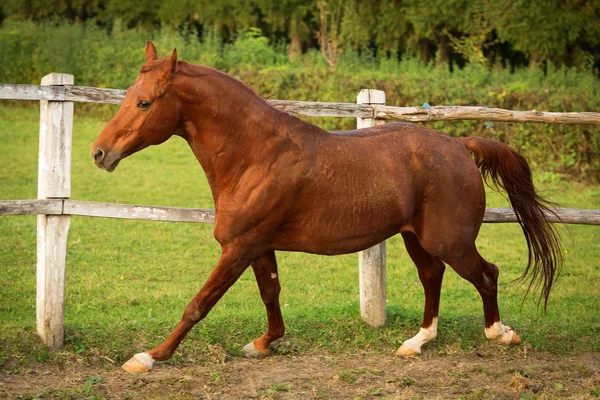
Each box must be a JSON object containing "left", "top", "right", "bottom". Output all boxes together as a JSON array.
[{"left": 105, "top": 159, "right": 121, "bottom": 172}]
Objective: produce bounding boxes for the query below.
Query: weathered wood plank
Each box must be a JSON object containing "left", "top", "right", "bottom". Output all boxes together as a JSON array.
[
  {"left": 65, "top": 86, "right": 125, "bottom": 104},
  {"left": 357, "top": 89, "right": 388, "bottom": 329},
  {"left": 38, "top": 74, "right": 73, "bottom": 199},
  {"left": 63, "top": 200, "right": 216, "bottom": 223},
  {"left": 0, "top": 199, "right": 63, "bottom": 215},
  {"left": 1, "top": 199, "right": 597, "bottom": 225},
  {"left": 269, "top": 100, "right": 372, "bottom": 118},
  {"left": 64, "top": 86, "right": 374, "bottom": 117},
  {"left": 36, "top": 73, "right": 74, "bottom": 350},
  {"left": 374, "top": 105, "right": 600, "bottom": 126},
  {"left": 0, "top": 83, "right": 65, "bottom": 101},
  {"left": 65, "top": 87, "right": 373, "bottom": 117},
  {"left": 484, "top": 207, "right": 600, "bottom": 225},
  {"left": 36, "top": 214, "right": 70, "bottom": 350},
  {"left": 4, "top": 83, "right": 600, "bottom": 125}
]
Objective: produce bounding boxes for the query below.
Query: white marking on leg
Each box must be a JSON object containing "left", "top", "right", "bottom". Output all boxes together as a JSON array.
[
  {"left": 122, "top": 351, "right": 155, "bottom": 373},
  {"left": 485, "top": 321, "right": 505, "bottom": 339},
  {"left": 398, "top": 317, "right": 438, "bottom": 355},
  {"left": 271, "top": 273, "right": 277, "bottom": 279},
  {"left": 133, "top": 352, "right": 155, "bottom": 368}
]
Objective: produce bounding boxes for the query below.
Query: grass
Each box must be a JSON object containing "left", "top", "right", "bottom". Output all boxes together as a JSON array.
[{"left": 0, "top": 103, "right": 599, "bottom": 369}]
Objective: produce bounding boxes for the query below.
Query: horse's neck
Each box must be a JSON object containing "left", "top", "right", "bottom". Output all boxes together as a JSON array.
[{"left": 177, "top": 75, "right": 319, "bottom": 201}]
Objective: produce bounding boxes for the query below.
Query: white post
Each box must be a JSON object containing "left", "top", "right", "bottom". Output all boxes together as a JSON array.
[
  {"left": 37, "top": 73, "right": 73, "bottom": 349},
  {"left": 356, "top": 89, "right": 387, "bottom": 328}
]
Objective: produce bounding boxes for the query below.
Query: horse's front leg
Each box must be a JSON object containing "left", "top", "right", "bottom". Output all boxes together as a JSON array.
[
  {"left": 243, "top": 250, "right": 285, "bottom": 358},
  {"left": 121, "top": 245, "right": 250, "bottom": 373}
]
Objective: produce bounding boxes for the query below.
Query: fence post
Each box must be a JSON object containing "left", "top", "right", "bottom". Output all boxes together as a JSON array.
[
  {"left": 356, "top": 89, "right": 387, "bottom": 328},
  {"left": 36, "top": 73, "right": 73, "bottom": 349}
]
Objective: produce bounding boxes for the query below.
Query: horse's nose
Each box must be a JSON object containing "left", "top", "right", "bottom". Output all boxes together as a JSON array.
[{"left": 93, "top": 148, "right": 105, "bottom": 164}]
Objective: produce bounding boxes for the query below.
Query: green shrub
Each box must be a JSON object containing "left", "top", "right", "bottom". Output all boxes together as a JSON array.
[{"left": 0, "top": 20, "right": 598, "bottom": 181}]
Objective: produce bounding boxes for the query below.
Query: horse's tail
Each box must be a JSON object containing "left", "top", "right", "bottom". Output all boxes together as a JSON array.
[{"left": 459, "top": 136, "right": 563, "bottom": 310}]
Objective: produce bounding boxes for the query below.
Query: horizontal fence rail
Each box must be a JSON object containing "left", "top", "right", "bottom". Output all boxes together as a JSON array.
[
  {"left": 1, "top": 200, "right": 599, "bottom": 225},
  {"left": 373, "top": 105, "right": 600, "bottom": 125},
  {"left": 3, "top": 83, "right": 600, "bottom": 125},
  {"left": 0, "top": 200, "right": 214, "bottom": 222}
]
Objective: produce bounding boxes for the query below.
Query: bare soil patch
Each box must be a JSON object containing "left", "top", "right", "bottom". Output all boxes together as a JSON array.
[{"left": 1, "top": 349, "right": 599, "bottom": 399}]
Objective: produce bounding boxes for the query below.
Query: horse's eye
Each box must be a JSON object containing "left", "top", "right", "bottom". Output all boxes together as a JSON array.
[{"left": 137, "top": 100, "right": 151, "bottom": 110}]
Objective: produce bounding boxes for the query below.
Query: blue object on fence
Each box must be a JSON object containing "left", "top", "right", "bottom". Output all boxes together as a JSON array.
[
  {"left": 484, "top": 105, "right": 493, "bottom": 129},
  {"left": 422, "top": 103, "right": 431, "bottom": 121}
]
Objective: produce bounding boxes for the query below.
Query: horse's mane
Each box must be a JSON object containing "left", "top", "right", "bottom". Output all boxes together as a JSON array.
[
  {"left": 176, "top": 61, "right": 213, "bottom": 77},
  {"left": 139, "top": 59, "right": 163, "bottom": 73},
  {"left": 139, "top": 58, "right": 269, "bottom": 104}
]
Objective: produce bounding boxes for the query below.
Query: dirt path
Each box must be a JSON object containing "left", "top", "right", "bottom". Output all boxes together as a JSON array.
[{"left": 1, "top": 349, "right": 599, "bottom": 399}]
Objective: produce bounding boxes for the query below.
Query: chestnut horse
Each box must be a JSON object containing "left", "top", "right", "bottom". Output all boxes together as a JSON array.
[{"left": 92, "top": 42, "right": 562, "bottom": 373}]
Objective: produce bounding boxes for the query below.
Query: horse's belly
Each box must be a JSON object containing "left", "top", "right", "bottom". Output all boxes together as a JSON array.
[
  {"left": 270, "top": 201, "right": 409, "bottom": 255},
  {"left": 271, "top": 228, "right": 397, "bottom": 255}
]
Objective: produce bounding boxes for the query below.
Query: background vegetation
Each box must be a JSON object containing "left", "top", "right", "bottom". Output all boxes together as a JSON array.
[
  {"left": 1, "top": 19, "right": 599, "bottom": 180},
  {"left": 1, "top": 2, "right": 600, "bottom": 180},
  {"left": 2, "top": 0, "right": 600, "bottom": 70}
]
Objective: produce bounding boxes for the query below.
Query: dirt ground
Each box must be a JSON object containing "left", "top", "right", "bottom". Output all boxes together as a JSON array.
[{"left": 1, "top": 348, "right": 599, "bottom": 399}]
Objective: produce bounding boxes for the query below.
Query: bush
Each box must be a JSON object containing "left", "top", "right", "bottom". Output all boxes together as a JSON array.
[{"left": 1, "top": 20, "right": 598, "bottom": 181}]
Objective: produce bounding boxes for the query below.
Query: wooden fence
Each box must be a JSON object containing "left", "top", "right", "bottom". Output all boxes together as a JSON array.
[{"left": 1, "top": 74, "right": 599, "bottom": 349}]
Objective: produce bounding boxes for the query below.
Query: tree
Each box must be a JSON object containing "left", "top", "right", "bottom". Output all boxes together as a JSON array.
[
  {"left": 445, "top": 0, "right": 502, "bottom": 65},
  {"left": 494, "top": 0, "right": 600, "bottom": 67},
  {"left": 316, "top": 0, "right": 343, "bottom": 71},
  {"left": 2, "top": 0, "right": 104, "bottom": 23},
  {"left": 403, "top": 0, "right": 468, "bottom": 63},
  {"left": 255, "top": 0, "right": 316, "bottom": 60},
  {"left": 1, "top": 0, "right": 599, "bottom": 69}
]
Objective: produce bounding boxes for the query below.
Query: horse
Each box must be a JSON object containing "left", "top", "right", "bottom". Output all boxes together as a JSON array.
[{"left": 92, "top": 41, "right": 562, "bottom": 373}]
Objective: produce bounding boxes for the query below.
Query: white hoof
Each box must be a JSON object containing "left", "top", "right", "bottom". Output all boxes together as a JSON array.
[
  {"left": 498, "top": 326, "right": 521, "bottom": 345},
  {"left": 395, "top": 344, "right": 420, "bottom": 357},
  {"left": 486, "top": 322, "right": 521, "bottom": 345},
  {"left": 242, "top": 341, "right": 270, "bottom": 359},
  {"left": 122, "top": 352, "right": 154, "bottom": 373}
]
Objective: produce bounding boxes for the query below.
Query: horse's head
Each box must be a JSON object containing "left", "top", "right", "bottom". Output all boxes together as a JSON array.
[{"left": 92, "top": 41, "right": 181, "bottom": 172}]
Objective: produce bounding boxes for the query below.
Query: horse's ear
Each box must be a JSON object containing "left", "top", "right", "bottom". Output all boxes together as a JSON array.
[
  {"left": 164, "top": 48, "right": 178, "bottom": 73},
  {"left": 145, "top": 41, "right": 158, "bottom": 63},
  {"left": 157, "top": 49, "right": 178, "bottom": 88}
]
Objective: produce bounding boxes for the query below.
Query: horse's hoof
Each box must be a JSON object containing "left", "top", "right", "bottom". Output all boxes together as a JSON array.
[
  {"left": 122, "top": 352, "right": 154, "bottom": 373},
  {"left": 499, "top": 326, "right": 521, "bottom": 345},
  {"left": 242, "top": 341, "right": 270, "bottom": 359},
  {"left": 395, "top": 344, "right": 420, "bottom": 357},
  {"left": 511, "top": 331, "right": 521, "bottom": 344}
]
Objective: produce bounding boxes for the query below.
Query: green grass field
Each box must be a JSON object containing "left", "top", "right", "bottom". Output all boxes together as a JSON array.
[{"left": 0, "top": 104, "right": 598, "bottom": 368}]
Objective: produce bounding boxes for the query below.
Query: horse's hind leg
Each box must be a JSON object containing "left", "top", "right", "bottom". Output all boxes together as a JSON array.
[
  {"left": 443, "top": 246, "right": 521, "bottom": 344},
  {"left": 396, "top": 232, "right": 446, "bottom": 356},
  {"left": 243, "top": 250, "right": 285, "bottom": 358}
]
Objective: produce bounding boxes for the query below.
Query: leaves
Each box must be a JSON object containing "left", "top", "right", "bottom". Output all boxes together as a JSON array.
[{"left": 2, "top": 0, "right": 599, "bottom": 67}]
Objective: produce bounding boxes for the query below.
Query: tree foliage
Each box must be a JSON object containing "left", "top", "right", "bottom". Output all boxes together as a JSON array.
[{"left": 1, "top": 0, "right": 599, "bottom": 69}]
